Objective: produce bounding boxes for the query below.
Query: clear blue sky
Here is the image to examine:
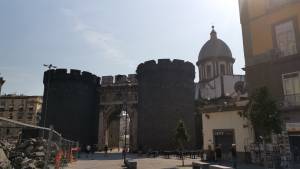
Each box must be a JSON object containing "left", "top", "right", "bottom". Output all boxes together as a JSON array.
[{"left": 0, "top": 0, "right": 244, "bottom": 95}]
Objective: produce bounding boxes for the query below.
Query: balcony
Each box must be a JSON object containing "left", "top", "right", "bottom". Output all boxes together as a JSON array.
[{"left": 281, "top": 94, "right": 300, "bottom": 107}]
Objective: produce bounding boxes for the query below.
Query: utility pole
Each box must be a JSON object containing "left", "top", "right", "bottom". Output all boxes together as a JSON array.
[{"left": 42, "top": 64, "right": 57, "bottom": 135}]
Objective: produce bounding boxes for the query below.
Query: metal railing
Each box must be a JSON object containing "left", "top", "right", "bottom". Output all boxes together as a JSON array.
[{"left": 282, "top": 94, "right": 300, "bottom": 107}]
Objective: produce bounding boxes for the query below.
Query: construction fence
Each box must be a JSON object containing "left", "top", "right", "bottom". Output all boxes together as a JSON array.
[{"left": 0, "top": 117, "right": 79, "bottom": 169}]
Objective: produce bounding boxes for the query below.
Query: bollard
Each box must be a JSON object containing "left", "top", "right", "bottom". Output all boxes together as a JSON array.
[
  {"left": 192, "top": 161, "right": 209, "bottom": 169},
  {"left": 125, "top": 159, "right": 137, "bottom": 169}
]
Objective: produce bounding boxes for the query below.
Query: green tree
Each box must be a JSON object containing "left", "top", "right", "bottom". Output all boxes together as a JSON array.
[
  {"left": 175, "top": 120, "right": 189, "bottom": 166},
  {"left": 245, "top": 87, "right": 282, "bottom": 142}
]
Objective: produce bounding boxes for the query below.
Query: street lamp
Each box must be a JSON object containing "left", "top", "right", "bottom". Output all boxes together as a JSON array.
[
  {"left": 42, "top": 64, "right": 57, "bottom": 133},
  {"left": 123, "top": 103, "right": 128, "bottom": 163},
  {"left": 123, "top": 79, "right": 131, "bottom": 164}
]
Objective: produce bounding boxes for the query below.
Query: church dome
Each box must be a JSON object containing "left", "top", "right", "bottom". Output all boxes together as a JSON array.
[{"left": 198, "top": 27, "right": 233, "bottom": 62}]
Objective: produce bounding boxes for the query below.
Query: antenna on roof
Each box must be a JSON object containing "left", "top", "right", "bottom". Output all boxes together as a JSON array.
[{"left": 43, "top": 64, "right": 57, "bottom": 70}]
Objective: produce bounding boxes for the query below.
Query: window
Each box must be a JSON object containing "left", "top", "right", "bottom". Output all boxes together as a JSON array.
[
  {"left": 17, "top": 113, "right": 23, "bottom": 120},
  {"left": 8, "top": 113, "right": 13, "bottom": 119},
  {"left": 201, "top": 67, "right": 205, "bottom": 80},
  {"left": 28, "top": 107, "right": 34, "bottom": 111},
  {"left": 27, "top": 113, "right": 33, "bottom": 120},
  {"left": 220, "top": 64, "right": 226, "bottom": 75},
  {"left": 36, "top": 112, "right": 41, "bottom": 122},
  {"left": 0, "top": 101, "right": 5, "bottom": 106},
  {"left": 206, "top": 65, "right": 212, "bottom": 79},
  {"left": 0, "top": 108, "right": 4, "bottom": 112},
  {"left": 134, "top": 94, "right": 138, "bottom": 100},
  {"left": 275, "top": 20, "right": 298, "bottom": 57},
  {"left": 27, "top": 116, "right": 33, "bottom": 120},
  {"left": 282, "top": 72, "right": 300, "bottom": 105},
  {"left": 269, "top": 0, "right": 289, "bottom": 8},
  {"left": 268, "top": 0, "right": 297, "bottom": 9}
]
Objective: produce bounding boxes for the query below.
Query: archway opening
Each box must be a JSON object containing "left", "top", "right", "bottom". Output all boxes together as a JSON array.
[{"left": 105, "top": 107, "right": 130, "bottom": 151}]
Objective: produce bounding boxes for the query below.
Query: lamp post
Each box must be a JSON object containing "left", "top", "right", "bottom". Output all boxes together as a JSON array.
[
  {"left": 42, "top": 64, "right": 57, "bottom": 135},
  {"left": 123, "top": 79, "right": 131, "bottom": 164},
  {"left": 123, "top": 102, "right": 128, "bottom": 163}
]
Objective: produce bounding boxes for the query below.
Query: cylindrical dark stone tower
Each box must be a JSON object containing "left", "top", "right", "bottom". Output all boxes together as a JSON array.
[
  {"left": 136, "top": 59, "right": 196, "bottom": 150},
  {"left": 41, "top": 69, "right": 100, "bottom": 146}
]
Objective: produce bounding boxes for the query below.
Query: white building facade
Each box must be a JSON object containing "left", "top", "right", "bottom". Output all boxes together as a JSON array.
[
  {"left": 195, "top": 27, "right": 253, "bottom": 158},
  {"left": 195, "top": 27, "right": 247, "bottom": 100}
]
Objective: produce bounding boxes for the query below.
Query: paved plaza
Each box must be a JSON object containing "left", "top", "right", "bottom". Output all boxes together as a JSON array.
[{"left": 65, "top": 152, "right": 265, "bottom": 169}]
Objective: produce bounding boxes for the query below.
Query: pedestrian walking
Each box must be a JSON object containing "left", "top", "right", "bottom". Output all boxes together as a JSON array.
[
  {"left": 215, "top": 144, "right": 222, "bottom": 163},
  {"left": 122, "top": 148, "right": 126, "bottom": 159},
  {"left": 231, "top": 144, "right": 237, "bottom": 169},
  {"left": 90, "top": 144, "right": 97, "bottom": 159},
  {"left": 77, "top": 146, "right": 81, "bottom": 159},
  {"left": 207, "top": 145, "right": 214, "bottom": 162},
  {"left": 86, "top": 144, "right": 91, "bottom": 158},
  {"left": 104, "top": 145, "right": 108, "bottom": 156}
]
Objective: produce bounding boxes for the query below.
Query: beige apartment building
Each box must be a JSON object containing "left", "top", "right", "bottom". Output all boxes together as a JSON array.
[
  {"left": 0, "top": 95, "right": 42, "bottom": 138},
  {"left": 239, "top": 0, "right": 300, "bottom": 157}
]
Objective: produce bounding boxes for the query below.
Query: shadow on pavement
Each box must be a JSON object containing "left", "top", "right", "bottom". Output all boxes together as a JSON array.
[{"left": 77, "top": 152, "right": 145, "bottom": 161}]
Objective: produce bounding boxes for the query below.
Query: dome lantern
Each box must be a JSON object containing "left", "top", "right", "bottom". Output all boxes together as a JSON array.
[{"left": 210, "top": 25, "right": 217, "bottom": 40}]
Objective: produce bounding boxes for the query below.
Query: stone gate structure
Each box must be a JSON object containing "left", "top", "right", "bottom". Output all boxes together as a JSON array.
[
  {"left": 98, "top": 74, "right": 138, "bottom": 150},
  {"left": 42, "top": 60, "right": 197, "bottom": 151}
]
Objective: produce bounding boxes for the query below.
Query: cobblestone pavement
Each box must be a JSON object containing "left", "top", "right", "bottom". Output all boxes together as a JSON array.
[{"left": 65, "top": 152, "right": 266, "bottom": 169}]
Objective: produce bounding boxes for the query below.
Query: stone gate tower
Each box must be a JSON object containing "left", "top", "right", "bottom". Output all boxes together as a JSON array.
[
  {"left": 136, "top": 59, "right": 196, "bottom": 150},
  {"left": 41, "top": 69, "right": 100, "bottom": 146}
]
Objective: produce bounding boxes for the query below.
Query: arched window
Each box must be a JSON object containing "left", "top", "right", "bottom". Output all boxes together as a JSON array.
[
  {"left": 220, "top": 64, "right": 226, "bottom": 75},
  {"left": 206, "top": 65, "right": 212, "bottom": 79}
]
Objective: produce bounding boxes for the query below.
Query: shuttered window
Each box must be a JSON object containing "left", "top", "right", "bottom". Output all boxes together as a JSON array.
[{"left": 275, "top": 20, "right": 298, "bottom": 57}]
